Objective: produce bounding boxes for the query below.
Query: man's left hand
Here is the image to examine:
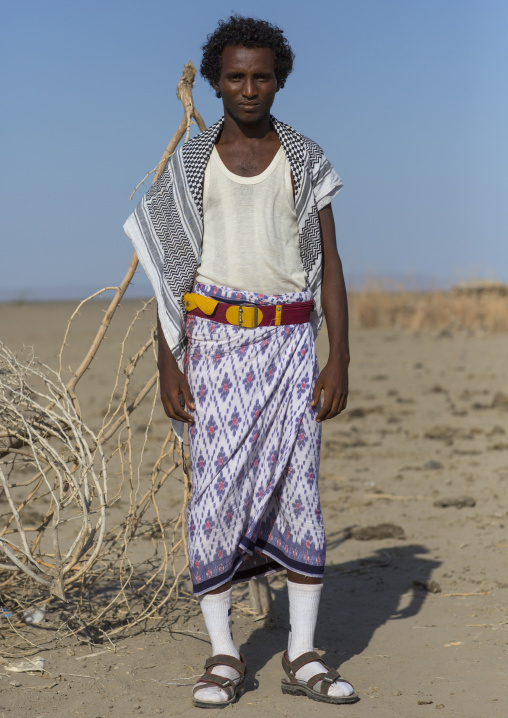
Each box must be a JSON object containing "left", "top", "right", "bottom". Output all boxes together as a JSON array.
[{"left": 310, "top": 359, "right": 349, "bottom": 422}]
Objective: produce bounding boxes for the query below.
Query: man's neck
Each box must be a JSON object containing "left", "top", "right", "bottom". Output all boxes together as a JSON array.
[{"left": 219, "top": 110, "right": 275, "bottom": 144}]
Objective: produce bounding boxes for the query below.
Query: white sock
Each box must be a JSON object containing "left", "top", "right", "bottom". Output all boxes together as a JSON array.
[
  {"left": 194, "top": 588, "right": 241, "bottom": 704},
  {"left": 287, "top": 579, "right": 354, "bottom": 698}
]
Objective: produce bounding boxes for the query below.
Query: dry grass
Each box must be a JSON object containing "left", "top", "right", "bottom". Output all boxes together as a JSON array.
[{"left": 349, "top": 289, "right": 508, "bottom": 332}]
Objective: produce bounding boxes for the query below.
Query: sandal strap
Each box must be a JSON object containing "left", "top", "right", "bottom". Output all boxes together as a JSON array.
[
  {"left": 301, "top": 668, "right": 344, "bottom": 695},
  {"left": 204, "top": 653, "right": 247, "bottom": 677},
  {"left": 192, "top": 672, "right": 236, "bottom": 699},
  {"left": 281, "top": 650, "right": 323, "bottom": 677},
  {"left": 282, "top": 651, "right": 347, "bottom": 696},
  {"left": 318, "top": 669, "right": 342, "bottom": 695},
  {"left": 307, "top": 672, "right": 327, "bottom": 690}
]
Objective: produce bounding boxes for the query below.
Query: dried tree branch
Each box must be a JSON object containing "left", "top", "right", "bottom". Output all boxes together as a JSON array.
[
  {"left": 62, "top": 253, "right": 139, "bottom": 405},
  {"left": 130, "top": 60, "right": 206, "bottom": 197}
]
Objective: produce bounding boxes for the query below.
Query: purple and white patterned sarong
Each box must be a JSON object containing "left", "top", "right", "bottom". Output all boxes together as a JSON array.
[{"left": 185, "top": 283, "right": 325, "bottom": 595}]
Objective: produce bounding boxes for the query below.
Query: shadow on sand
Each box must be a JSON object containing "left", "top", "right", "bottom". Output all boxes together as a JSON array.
[{"left": 238, "top": 543, "right": 441, "bottom": 694}]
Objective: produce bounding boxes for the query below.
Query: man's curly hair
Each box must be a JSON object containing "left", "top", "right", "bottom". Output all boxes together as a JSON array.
[{"left": 200, "top": 16, "right": 294, "bottom": 91}]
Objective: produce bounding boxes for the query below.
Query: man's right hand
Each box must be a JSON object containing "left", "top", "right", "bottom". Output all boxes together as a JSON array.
[
  {"left": 159, "top": 360, "right": 195, "bottom": 423},
  {"left": 157, "top": 307, "right": 195, "bottom": 423}
]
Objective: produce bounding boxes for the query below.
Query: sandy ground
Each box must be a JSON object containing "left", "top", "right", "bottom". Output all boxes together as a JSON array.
[{"left": 1, "top": 300, "right": 507, "bottom": 718}]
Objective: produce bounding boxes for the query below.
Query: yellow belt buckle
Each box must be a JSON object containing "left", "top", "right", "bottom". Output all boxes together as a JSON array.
[
  {"left": 275, "top": 304, "right": 282, "bottom": 326},
  {"left": 225, "top": 304, "right": 263, "bottom": 328}
]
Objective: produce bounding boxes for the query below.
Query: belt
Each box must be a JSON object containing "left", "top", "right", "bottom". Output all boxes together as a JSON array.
[{"left": 184, "top": 292, "right": 313, "bottom": 329}]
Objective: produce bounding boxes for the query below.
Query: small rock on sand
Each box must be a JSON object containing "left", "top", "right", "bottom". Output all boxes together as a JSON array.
[
  {"left": 492, "top": 392, "right": 508, "bottom": 410},
  {"left": 433, "top": 496, "right": 476, "bottom": 509},
  {"left": 348, "top": 407, "right": 366, "bottom": 418},
  {"left": 487, "top": 425, "right": 505, "bottom": 436},
  {"left": 351, "top": 523, "right": 405, "bottom": 540},
  {"left": 424, "top": 426, "right": 457, "bottom": 441},
  {"left": 413, "top": 579, "right": 442, "bottom": 593},
  {"left": 424, "top": 460, "right": 443, "bottom": 470}
]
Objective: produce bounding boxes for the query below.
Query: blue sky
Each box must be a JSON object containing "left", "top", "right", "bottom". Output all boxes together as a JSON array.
[{"left": 1, "top": 0, "right": 507, "bottom": 299}]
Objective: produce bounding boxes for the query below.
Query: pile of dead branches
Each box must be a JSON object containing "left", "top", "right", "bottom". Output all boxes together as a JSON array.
[{"left": 0, "top": 62, "right": 204, "bottom": 657}]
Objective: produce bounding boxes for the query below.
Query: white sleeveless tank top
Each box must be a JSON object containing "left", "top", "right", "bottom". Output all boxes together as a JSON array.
[{"left": 195, "top": 145, "right": 307, "bottom": 295}]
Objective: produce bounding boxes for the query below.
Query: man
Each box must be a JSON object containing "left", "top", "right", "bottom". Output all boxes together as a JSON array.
[{"left": 124, "top": 15, "right": 357, "bottom": 708}]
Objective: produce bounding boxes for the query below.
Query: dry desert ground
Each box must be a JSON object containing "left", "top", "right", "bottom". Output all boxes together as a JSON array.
[{"left": 1, "top": 293, "right": 507, "bottom": 718}]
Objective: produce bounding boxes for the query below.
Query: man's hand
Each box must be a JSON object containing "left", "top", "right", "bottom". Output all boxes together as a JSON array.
[
  {"left": 315, "top": 203, "right": 350, "bottom": 423},
  {"left": 157, "top": 308, "right": 195, "bottom": 423},
  {"left": 159, "top": 360, "right": 195, "bottom": 423},
  {"left": 310, "top": 356, "right": 349, "bottom": 422}
]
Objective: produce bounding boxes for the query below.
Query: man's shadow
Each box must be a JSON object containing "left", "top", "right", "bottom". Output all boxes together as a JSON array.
[{"left": 238, "top": 543, "right": 440, "bottom": 692}]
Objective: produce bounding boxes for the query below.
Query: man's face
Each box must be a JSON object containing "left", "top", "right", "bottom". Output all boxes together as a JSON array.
[{"left": 214, "top": 46, "right": 279, "bottom": 125}]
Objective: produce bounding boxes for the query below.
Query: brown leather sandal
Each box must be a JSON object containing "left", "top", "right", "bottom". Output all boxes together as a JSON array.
[
  {"left": 281, "top": 650, "right": 359, "bottom": 704},
  {"left": 192, "top": 653, "right": 247, "bottom": 709}
]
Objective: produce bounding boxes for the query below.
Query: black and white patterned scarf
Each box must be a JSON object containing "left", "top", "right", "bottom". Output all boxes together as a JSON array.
[{"left": 124, "top": 115, "right": 342, "bottom": 365}]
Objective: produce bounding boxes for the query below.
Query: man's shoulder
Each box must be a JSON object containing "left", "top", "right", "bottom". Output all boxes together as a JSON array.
[
  {"left": 174, "top": 118, "right": 224, "bottom": 160},
  {"left": 271, "top": 117, "right": 325, "bottom": 160}
]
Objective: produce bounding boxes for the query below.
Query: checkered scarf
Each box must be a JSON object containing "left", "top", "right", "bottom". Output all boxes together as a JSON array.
[{"left": 124, "top": 116, "right": 342, "bottom": 365}]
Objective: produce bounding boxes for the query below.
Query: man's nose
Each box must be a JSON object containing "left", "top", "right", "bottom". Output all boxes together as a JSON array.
[{"left": 242, "top": 78, "right": 258, "bottom": 98}]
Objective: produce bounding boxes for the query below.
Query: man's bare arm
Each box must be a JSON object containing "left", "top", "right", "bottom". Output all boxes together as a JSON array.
[
  {"left": 310, "top": 203, "right": 350, "bottom": 421},
  {"left": 157, "top": 309, "right": 195, "bottom": 423}
]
